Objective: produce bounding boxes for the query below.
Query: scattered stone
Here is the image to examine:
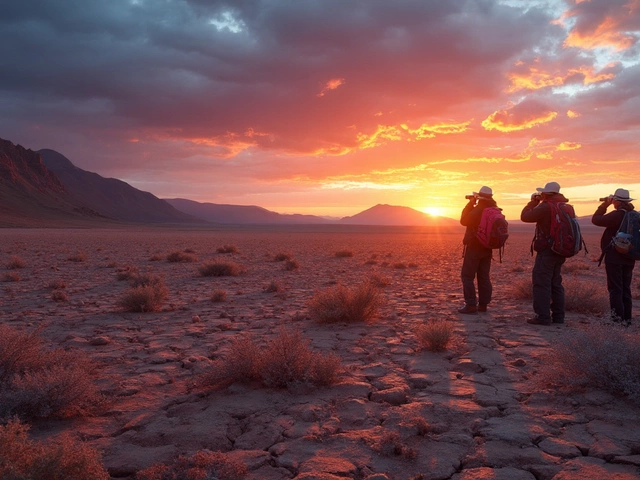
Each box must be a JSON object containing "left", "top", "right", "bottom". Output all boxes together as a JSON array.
[{"left": 89, "top": 335, "right": 110, "bottom": 346}]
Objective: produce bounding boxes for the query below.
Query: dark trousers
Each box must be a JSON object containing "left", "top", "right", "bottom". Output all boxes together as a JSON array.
[
  {"left": 605, "top": 261, "right": 634, "bottom": 321},
  {"left": 532, "top": 250, "right": 565, "bottom": 322},
  {"left": 461, "top": 247, "right": 492, "bottom": 306}
]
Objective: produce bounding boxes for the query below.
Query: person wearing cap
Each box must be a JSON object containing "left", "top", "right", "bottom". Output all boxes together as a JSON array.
[
  {"left": 591, "top": 188, "right": 636, "bottom": 324},
  {"left": 520, "top": 181, "right": 568, "bottom": 325},
  {"left": 458, "top": 186, "right": 497, "bottom": 314}
]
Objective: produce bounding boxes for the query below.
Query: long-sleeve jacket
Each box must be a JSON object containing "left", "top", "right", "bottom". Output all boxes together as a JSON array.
[
  {"left": 460, "top": 198, "right": 496, "bottom": 251},
  {"left": 592, "top": 202, "right": 635, "bottom": 264},
  {"left": 520, "top": 193, "right": 569, "bottom": 252}
]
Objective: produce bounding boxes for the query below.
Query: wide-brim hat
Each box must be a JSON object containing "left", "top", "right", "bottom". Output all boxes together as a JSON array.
[
  {"left": 536, "top": 181, "right": 560, "bottom": 194},
  {"left": 473, "top": 186, "right": 493, "bottom": 198},
  {"left": 612, "top": 188, "right": 634, "bottom": 202}
]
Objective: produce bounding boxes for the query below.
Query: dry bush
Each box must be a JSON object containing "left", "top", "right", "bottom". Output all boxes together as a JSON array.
[
  {"left": 368, "top": 272, "right": 391, "bottom": 287},
  {"left": 47, "top": 279, "right": 67, "bottom": 290},
  {"left": 415, "top": 319, "right": 454, "bottom": 352},
  {"left": 334, "top": 250, "right": 354, "bottom": 258},
  {"left": 373, "top": 431, "right": 417, "bottom": 459},
  {"left": 563, "top": 277, "right": 609, "bottom": 314},
  {"left": 216, "top": 244, "right": 238, "bottom": 254},
  {"left": 511, "top": 277, "right": 532, "bottom": 300},
  {"left": 119, "top": 274, "right": 168, "bottom": 313},
  {"left": 538, "top": 321, "right": 640, "bottom": 404},
  {"left": 3, "top": 272, "right": 20, "bottom": 282},
  {"left": 211, "top": 290, "right": 227, "bottom": 303},
  {"left": 0, "top": 325, "right": 104, "bottom": 420},
  {"left": 166, "top": 250, "right": 197, "bottom": 263},
  {"left": 197, "top": 330, "right": 340, "bottom": 390},
  {"left": 51, "top": 291, "right": 69, "bottom": 303},
  {"left": 307, "top": 279, "right": 384, "bottom": 324},
  {"left": 274, "top": 252, "right": 292, "bottom": 262},
  {"left": 6, "top": 256, "right": 25, "bottom": 270},
  {"left": 116, "top": 265, "right": 138, "bottom": 281},
  {"left": 67, "top": 251, "right": 87, "bottom": 262},
  {"left": 563, "top": 260, "right": 591, "bottom": 273},
  {"left": 148, "top": 253, "right": 164, "bottom": 262},
  {"left": 136, "top": 450, "right": 246, "bottom": 480},
  {"left": 364, "top": 259, "right": 378, "bottom": 265},
  {"left": 284, "top": 259, "right": 299, "bottom": 271},
  {"left": 199, "top": 261, "right": 246, "bottom": 277},
  {"left": 0, "top": 419, "right": 109, "bottom": 480},
  {"left": 392, "top": 262, "right": 407, "bottom": 269},
  {"left": 264, "top": 280, "right": 283, "bottom": 293}
]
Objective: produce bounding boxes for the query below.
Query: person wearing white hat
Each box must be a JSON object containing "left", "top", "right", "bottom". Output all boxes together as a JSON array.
[
  {"left": 592, "top": 188, "right": 636, "bottom": 324},
  {"left": 520, "top": 181, "right": 569, "bottom": 325},
  {"left": 458, "top": 186, "right": 497, "bottom": 314}
]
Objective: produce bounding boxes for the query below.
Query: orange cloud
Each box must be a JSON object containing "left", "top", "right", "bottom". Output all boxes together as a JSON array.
[
  {"left": 317, "top": 78, "right": 345, "bottom": 97},
  {"left": 482, "top": 105, "right": 558, "bottom": 132},
  {"left": 557, "top": 141, "right": 582, "bottom": 151},
  {"left": 563, "top": 2, "right": 639, "bottom": 51},
  {"left": 508, "top": 64, "right": 616, "bottom": 92},
  {"left": 567, "top": 110, "right": 581, "bottom": 118},
  {"left": 357, "top": 121, "right": 470, "bottom": 149}
]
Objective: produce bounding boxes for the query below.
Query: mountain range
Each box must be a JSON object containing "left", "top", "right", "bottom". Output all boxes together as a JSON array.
[{"left": 1, "top": 137, "right": 457, "bottom": 227}]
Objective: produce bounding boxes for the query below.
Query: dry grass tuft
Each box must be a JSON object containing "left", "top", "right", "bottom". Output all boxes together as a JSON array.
[
  {"left": 368, "top": 272, "right": 391, "bottom": 288},
  {"left": 136, "top": 450, "right": 247, "bottom": 480},
  {"left": 0, "top": 325, "right": 105, "bottom": 420},
  {"left": 116, "top": 265, "right": 138, "bottom": 281},
  {"left": 166, "top": 250, "right": 197, "bottom": 263},
  {"left": 51, "top": 290, "right": 69, "bottom": 302},
  {"left": 511, "top": 277, "right": 532, "bottom": 300},
  {"left": 415, "top": 319, "right": 455, "bottom": 352},
  {"left": 211, "top": 290, "right": 228, "bottom": 303},
  {"left": 538, "top": 321, "right": 640, "bottom": 404},
  {"left": 563, "top": 277, "right": 609, "bottom": 314},
  {"left": 6, "top": 256, "right": 25, "bottom": 270},
  {"left": 334, "top": 250, "right": 354, "bottom": 258},
  {"left": 3, "top": 272, "right": 20, "bottom": 282},
  {"left": 67, "top": 251, "right": 87, "bottom": 262},
  {"left": 47, "top": 279, "right": 67, "bottom": 290},
  {"left": 197, "top": 329, "right": 340, "bottom": 390},
  {"left": 216, "top": 244, "right": 238, "bottom": 254},
  {"left": 274, "top": 252, "right": 292, "bottom": 262},
  {"left": 307, "top": 279, "right": 384, "bottom": 324},
  {"left": 0, "top": 419, "right": 109, "bottom": 480},
  {"left": 119, "top": 274, "right": 168, "bottom": 312},
  {"left": 392, "top": 262, "right": 407, "bottom": 269},
  {"left": 199, "top": 261, "right": 246, "bottom": 277},
  {"left": 264, "top": 280, "right": 283, "bottom": 293},
  {"left": 563, "top": 260, "right": 591, "bottom": 273},
  {"left": 373, "top": 431, "right": 417, "bottom": 459},
  {"left": 284, "top": 258, "right": 299, "bottom": 271}
]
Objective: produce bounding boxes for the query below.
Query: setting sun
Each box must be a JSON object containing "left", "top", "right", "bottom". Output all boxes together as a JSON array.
[{"left": 420, "top": 206, "right": 446, "bottom": 217}]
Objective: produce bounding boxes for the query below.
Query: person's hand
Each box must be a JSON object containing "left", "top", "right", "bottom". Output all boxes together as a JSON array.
[
  {"left": 530, "top": 193, "right": 541, "bottom": 204},
  {"left": 602, "top": 196, "right": 613, "bottom": 208}
]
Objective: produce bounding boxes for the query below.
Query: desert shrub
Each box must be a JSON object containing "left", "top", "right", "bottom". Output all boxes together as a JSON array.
[
  {"left": 47, "top": 279, "right": 67, "bottom": 290},
  {"left": 51, "top": 291, "right": 69, "bottom": 303},
  {"left": 136, "top": 450, "right": 246, "bottom": 480},
  {"left": 408, "top": 262, "right": 419, "bottom": 268},
  {"left": 538, "top": 321, "right": 640, "bottom": 404},
  {"left": 67, "top": 251, "right": 87, "bottom": 262},
  {"left": 307, "top": 279, "right": 384, "bottom": 324},
  {"left": 369, "top": 272, "right": 391, "bottom": 288},
  {"left": 148, "top": 253, "right": 164, "bottom": 262},
  {"left": 284, "top": 259, "right": 299, "bottom": 271},
  {"left": 199, "top": 261, "right": 246, "bottom": 277},
  {"left": 274, "top": 252, "right": 292, "bottom": 262},
  {"left": 3, "top": 272, "right": 20, "bottom": 282},
  {"left": 0, "top": 325, "right": 104, "bottom": 420},
  {"left": 166, "top": 251, "right": 197, "bottom": 263},
  {"left": 364, "top": 259, "right": 378, "bottom": 265},
  {"left": 392, "top": 262, "right": 407, "bottom": 269},
  {"left": 372, "top": 431, "right": 417, "bottom": 459},
  {"left": 0, "top": 419, "right": 109, "bottom": 480},
  {"left": 119, "top": 275, "right": 168, "bottom": 312},
  {"left": 6, "top": 256, "right": 25, "bottom": 270},
  {"left": 211, "top": 290, "right": 227, "bottom": 303},
  {"left": 216, "top": 245, "right": 238, "bottom": 254},
  {"left": 511, "top": 278, "right": 532, "bottom": 300},
  {"left": 415, "top": 319, "right": 454, "bottom": 352},
  {"left": 334, "top": 250, "right": 354, "bottom": 258},
  {"left": 197, "top": 330, "right": 340, "bottom": 390},
  {"left": 116, "top": 265, "right": 138, "bottom": 281},
  {"left": 563, "top": 277, "right": 608, "bottom": 313},
  {"left": 563, "top": 260, "right": 591, "bottom": 273},
  {"left": 264, "top": 280, "right": 283, "bottom": 293}
]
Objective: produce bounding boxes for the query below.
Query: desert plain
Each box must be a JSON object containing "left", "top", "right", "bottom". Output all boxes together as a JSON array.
[{"left": 1, "top": 225, "right": 640, "bottom": 480}]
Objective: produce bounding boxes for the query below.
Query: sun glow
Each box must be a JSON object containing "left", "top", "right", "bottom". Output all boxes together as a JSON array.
[{"left": 420, "top": 206, "right": 446, "bottom": 217}]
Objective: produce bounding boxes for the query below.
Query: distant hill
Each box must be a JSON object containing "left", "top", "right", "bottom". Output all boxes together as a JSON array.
[
  {"left": 40, "top": 149, "right": 201, "bottom": 224},
  {"left": 166, "top": 198, "right": 331, "bottom": 225},
  {"left": 0, "top": 138, "right": 106, "bottom": 227},
  {"left": 340, "top": 204, "right": 459, "bottom": 226}
]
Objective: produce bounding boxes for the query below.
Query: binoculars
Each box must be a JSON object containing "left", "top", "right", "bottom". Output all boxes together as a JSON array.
[
  {"left": 599, "top": 196, "right": 613, "bottom": 202},
  {"left": 465, "top": 195, "right": 476, "bottom": 200}
]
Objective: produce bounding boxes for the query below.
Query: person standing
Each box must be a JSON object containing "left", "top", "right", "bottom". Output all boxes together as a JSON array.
[
  {"left": 591, "top": 188, "right": 636, "bottom": 325},
  {"left": 458, "top": 186, "right": 496, "bottom": 314},
  {"left": 520, "top": 181, "right": 567, "bottom": 325}
]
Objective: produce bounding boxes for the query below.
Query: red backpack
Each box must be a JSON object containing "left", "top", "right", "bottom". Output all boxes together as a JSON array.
[
  {"left": 476, "top": 207, "right": 509, "bottom": 260},
  {"left": 545, "top": 202, "right": 585, "bottom": 257}
]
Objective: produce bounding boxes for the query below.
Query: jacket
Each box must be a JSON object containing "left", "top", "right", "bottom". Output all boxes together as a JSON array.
[
  {"left": 460, "top": 197, "right": 496, "bottom": 251},
  {"left": 520, "top": 193, "right": 569, "bottom": 253},
  {"left": 592, "top": 202, "right": 635, "bottom": 265}
]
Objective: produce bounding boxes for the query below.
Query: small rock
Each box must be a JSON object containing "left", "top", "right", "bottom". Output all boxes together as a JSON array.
[
  {"left": 89, "top": 336, "right": 110, "bottom": 346},
  {"left": 512, "top": 358, "right": 527, "bottom": 367},
  {"left": 192, "top": 315, "right": 201, "bottom": 323}
]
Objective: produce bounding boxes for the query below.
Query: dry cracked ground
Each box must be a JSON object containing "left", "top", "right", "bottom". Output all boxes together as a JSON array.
[{"left": 1, "top": 226, "right": 639, "bottom": 480}]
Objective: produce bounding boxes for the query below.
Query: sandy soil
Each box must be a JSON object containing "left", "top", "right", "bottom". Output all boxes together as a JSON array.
[{"left": 1, "top": 225, "right": 639, "bottom": 480}]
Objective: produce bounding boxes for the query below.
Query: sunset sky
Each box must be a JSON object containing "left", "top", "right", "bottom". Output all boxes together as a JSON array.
[{"left": 1, "top": 0, "right": 639, "bottom": 220}]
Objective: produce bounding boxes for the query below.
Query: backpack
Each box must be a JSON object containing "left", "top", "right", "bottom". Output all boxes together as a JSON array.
[
  {"left": 476, "top": 206, "right": 509, "bottom": 260},
  {"left": 546, "top": 201, "right": 585, "bottom": 257},
  {"left": 613, "top": 210, "right": 640, "bottom": 260}
]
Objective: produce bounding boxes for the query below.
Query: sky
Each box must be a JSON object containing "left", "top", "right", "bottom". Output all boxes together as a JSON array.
[{"left": 1, "top": 0, "right": 639, "bottom": 220}]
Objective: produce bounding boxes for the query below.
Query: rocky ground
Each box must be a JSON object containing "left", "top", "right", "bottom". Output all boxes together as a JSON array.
[{"left": 1, "top": 226, "right": 639, "bottom": 480}]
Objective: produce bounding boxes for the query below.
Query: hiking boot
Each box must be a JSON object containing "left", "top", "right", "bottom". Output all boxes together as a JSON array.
[
  {"left": 552, "top": 318, "right": 564, "bottom": 324},
  {"left": 478, "top": 304, "right": 487, "bottom": 312},
  {"left": 458, "top": 305, "right": 477, "bottom": 314},
  {"left": 527, "top": 317, "right": 551, "bottom": 326}
]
